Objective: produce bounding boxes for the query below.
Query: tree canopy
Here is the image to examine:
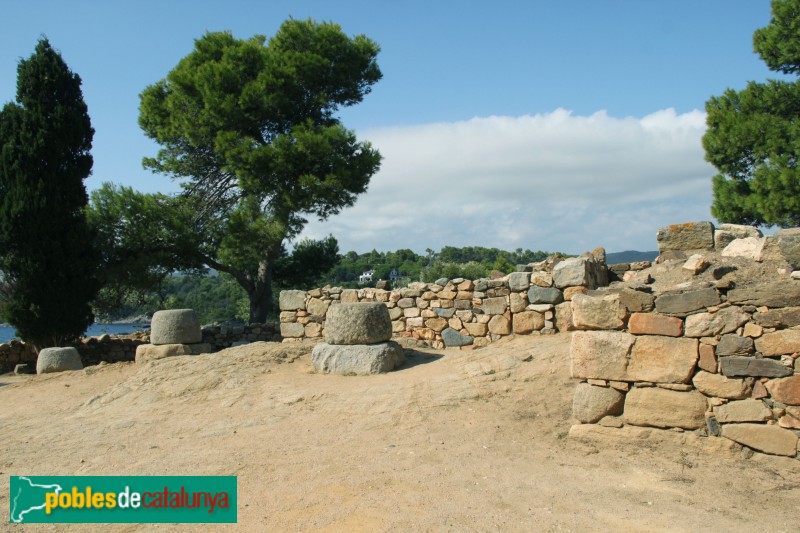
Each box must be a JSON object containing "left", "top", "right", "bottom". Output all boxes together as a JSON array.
[
  {"left": 703, "top": 0, "right": 800, "bottom": 226},
  {"left": 136, "top": 19, "right": 382, "bottom": 321},
  {"left": 0, "top": 38, "right": 99, "bottom": 348}
]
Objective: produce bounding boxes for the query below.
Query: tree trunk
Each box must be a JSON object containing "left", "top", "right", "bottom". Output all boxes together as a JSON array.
[
  {"left": 200, "top": 244, "right": 280, "bottom": 324},
  {"left": 248, "top": 257, "right": 275, "bottom": 323}
]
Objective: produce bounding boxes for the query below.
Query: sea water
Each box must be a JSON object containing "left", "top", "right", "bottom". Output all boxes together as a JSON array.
[{"left": 0, "top": 323, "right": 149, "bottom": 344}]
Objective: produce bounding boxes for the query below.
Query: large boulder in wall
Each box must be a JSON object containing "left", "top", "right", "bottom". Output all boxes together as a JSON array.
[
  {"left": 656, "top": 221, "right": 715, "bottom": 254},
  {"left": 36, "top": 347, "right": 83, "bottom": 374},
  {"left": 150, "top": 309, "right": 202, "bottom": 345},
  {"left": 323, "top": 303, "right": 392, "bottom": 345}
]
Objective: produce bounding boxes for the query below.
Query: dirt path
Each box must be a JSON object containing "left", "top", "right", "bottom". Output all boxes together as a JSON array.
[{"left": 1, "top": 334, "right": 798, "bottom": 532}]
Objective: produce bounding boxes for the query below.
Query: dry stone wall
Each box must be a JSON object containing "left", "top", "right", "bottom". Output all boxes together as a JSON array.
[
  {"left": 1, "top": 322, "right": 279, "bottom": 373},
  {"left": 571, "top": 221, "right": 800, "bottom": 460},
  {"left": 279, "top": 251, "right": 616, "bottom": 349}
]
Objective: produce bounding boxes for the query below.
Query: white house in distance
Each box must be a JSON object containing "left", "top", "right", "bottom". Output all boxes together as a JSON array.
[
  {"left": 358, "top": 270, "right": 375, "bottom": 284},
  {"left": 359, "top": 268, "right": 404, "bottom": 285}
]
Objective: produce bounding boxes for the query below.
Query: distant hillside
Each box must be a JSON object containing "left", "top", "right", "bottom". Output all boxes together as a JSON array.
[{"left": 605, "top": 250, "right": 659, "bottom": 264}]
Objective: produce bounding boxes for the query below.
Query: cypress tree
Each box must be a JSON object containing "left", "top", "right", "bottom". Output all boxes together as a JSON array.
[{"left": 0, "top": 38, "right": 99, "bottom": 348}]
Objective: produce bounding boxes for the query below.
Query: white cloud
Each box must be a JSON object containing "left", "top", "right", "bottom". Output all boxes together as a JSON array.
[{"left": 300, "top": 108, "right": 716, "bottom": 254}]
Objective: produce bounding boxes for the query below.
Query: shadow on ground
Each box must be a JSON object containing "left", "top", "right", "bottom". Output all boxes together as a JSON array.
[{"left": 399, "top": 348, "right": 443, "bottom": 370}]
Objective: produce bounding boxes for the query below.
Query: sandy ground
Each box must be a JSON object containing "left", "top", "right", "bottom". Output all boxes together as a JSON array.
[{"left": 1, "top": 334, "right": 799, "bottom": 532}]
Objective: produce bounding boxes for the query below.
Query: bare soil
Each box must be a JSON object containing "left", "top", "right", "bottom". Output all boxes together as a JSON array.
[{"left": 1, "top": 334, "right": 799, "bottom": 532}]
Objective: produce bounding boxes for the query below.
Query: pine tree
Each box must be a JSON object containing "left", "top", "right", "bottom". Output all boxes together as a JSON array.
[
  {"left": 0, "top": 38, "right": 99, "bottom": 348},
  {"left": 703, "top": 0, "right": 800, "bottom": 226}
]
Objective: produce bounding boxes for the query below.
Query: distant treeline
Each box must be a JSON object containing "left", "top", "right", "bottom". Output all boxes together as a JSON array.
[
  {"left": 325, "top": 246, "right": 559, "bottom": 286},
  {"left": 102, "top": 245, "right": 562, "bottom": 324}
]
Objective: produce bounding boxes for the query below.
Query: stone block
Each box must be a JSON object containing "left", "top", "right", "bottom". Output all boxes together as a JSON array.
[
  {"left": 720, "top": 356, "right": 793, "bottom": 378},
  {"left": 441, "top": 328, "right": 473, "bottom": 347},
  {"left": 570, "top": 294, "right": 625, "bottom": 330},
  {"left": 527, "top": 286, "right": 564, "bottom": 305},
  {"left": 728, "top": 280, "right": 800, "bottom": 308},
  {"left": 324, "top": 303, "right": 392, "bottom": 345},
  {"left": 304, "top": 323, "right": 322, "bottom": 338},
  {"left": 760, "top": 228, "right": 800, "bottom": 268},
  {"left": 397, "top": 297, "right": 415, "bottom": 309},
  {"left": 14, "top": 363, "right": 33, "bottom": 375},
  {"left": 425, "top": 317, "right": 448, "bottom": 332},
  {"left": 714, "top": 230, "right": 736, "bottom": 251},
  {"left": 628, "top": 313, "right": 682, "bottom": 337},
  {"left": 135, "top": 343, "right": 191, "bottom": 364},
  {"left": 530, "top": 272, "right": 553, "bottom": 287},
  {"left": 692, "top": 370, "right": 749, "bottom": 399},
  {"left": 507, "top": 272, "right": 531, "bottom": 291},
  {"left": 765, "top": 375, "right": 800, "bottom": 405},
  {"left": 464, "top": 322, "right": 488, "bottom": 337},
  {"left": 555, "top": 302, "right": 574, "bottom": 332},
  {"left": 717, "top": 223, "right": 763, "bottom": 239},
  {"left": 488, "top": 315, "right": 511, "bottom": 335},
  {"left": 433, "top": 307, "right": 455, "bottom": 319},
  {"left": 714, "top": 399, "right": 772, "bottom": 423},
  {"left": 623, "top": 388, "right": 707, "bottom": 429},
  {"left": 403, "top": 307, "right": 420, "bottom": 318},
  {"left": 553, "top": 256, "right": 607, "bottom": 290},
  {"left": 656, "top": 221, "right": 715, "bottom": 253},
  {"left": 654, "top": 288, "right": 721, "bottom": 316},
  {"left": 721, "top": 423, "right": 799, "bottom": 457},
  {"left": 512, "top": 311, "right": 544, "bottom": 334},
  {"left": 563, "top": 286, "right": 588, "bottom": 301},
  {"left": 572, "top": 383, "right": 625, "bottom": 423},
  {"left": 753, "top": 307, "right": 800, "bottom": 328},
  {"left": 570, "top": 331, "right": 634, "bottom": 381},
  {"left": 755, "top": 329, "right": 800, "bottom": 357},
  {"left": 150, "top": 309, "right": 202, "bottom": 345},
  {"left": 340, "top": 289, "right": 359, "bottom": 303},
  {"left": 682, "top": 254, "right": 709, "bottom": 274},
  {"left": 36, "top": 347, "right": 83, "bottom": 374},
  {"left": 280, "top": 322, "right": 306, "bottom": 339},
  {"left": 627, "top": 336, "right": 698, "bottom": 384},
  {"left": 311, "top": 341, "right": 404, "bottom": 375},
  {"left": 615, "top": 288, "right": 656, "bottom": 314},
  {"left": 509, "top": 292, "right": 527, "bottom": 313},
  {"left": 721, "top": 237, "right": 765, "bottom": 260},
  {"left": 684, "top": 307, "right": 750, "bottom": 338},
  {"left": 480, "top": 296, "right": 508, "bottom": 315},
  {"left": 716, "top": 334, "right": 754, "bottom": 356},
  {"left": 306, "top": 298, "right": 329, "bottom": 317},
  {"left": 279, "top": 290, "right": 307, "bottom": 311}
]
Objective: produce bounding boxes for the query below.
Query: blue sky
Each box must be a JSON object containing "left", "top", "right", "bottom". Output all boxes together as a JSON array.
[{"left": 0, "top": 1, "right": 783, "bottom": 254}]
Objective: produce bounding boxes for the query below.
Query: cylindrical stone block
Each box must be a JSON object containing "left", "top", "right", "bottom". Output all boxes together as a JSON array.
[
  {"left": 323, "top": 303, "right": 392, "bottom": 345},
  {"left": 36, "top": 347, "right": 83, "bottom": 374},
  {"left": 150, "top": 309, "right": 202, "bottom": 345}
]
